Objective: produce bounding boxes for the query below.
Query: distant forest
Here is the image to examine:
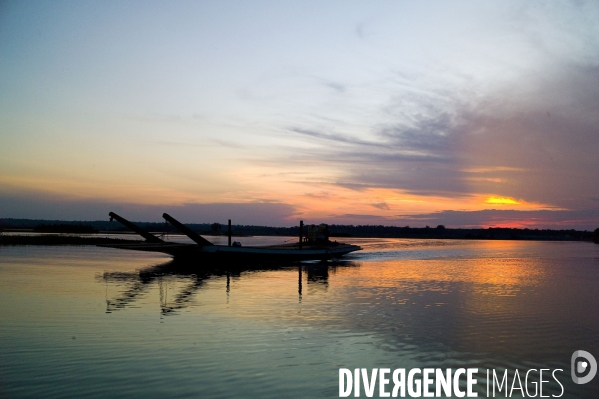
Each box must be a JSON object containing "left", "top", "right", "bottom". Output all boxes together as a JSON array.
[{"left": 1, "top": 218, "right": 597, "bottom": 242}]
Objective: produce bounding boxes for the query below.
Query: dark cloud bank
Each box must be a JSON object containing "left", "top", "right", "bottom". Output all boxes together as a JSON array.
[
  {"left": 0, "top": 193, "right": 296, "bottom": 226},
  {"left": 2, "top": 192, "right": 599, "bottom": 230}
]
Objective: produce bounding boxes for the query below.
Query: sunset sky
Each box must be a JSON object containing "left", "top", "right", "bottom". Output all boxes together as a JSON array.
[{"left": 2, "top": 1, "right": 599, "bottom": 228}]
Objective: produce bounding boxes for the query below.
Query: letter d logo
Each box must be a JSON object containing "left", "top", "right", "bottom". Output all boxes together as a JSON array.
[{"left": 571, "top": 350, "right": 597, "bottom": 384}]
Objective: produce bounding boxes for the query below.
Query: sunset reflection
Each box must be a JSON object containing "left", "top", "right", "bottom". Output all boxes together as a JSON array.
[{"left": 336, "top": 257, "right": 545, "bottom": 294}]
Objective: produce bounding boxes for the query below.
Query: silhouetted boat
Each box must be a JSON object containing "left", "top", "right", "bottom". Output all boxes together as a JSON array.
[{"left": 98, "top": 212, "right": 361, "bottom": 262}]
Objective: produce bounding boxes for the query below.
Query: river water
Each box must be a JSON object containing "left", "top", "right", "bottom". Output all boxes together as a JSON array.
[{"left": 0, "top": 238, "right": 598, "bottom": 398}]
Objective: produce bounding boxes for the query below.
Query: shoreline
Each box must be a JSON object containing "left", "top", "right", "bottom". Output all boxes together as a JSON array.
[
  {"left": 0, "top": 233, "right": 595, "bottom": 246},
  {"left": 0, "top": 235, "right": 141, "bottom": 246}
]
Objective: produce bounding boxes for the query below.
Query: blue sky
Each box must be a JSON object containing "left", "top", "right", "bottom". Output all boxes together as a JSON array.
[{"left": 1, "top": 1, "right": 599, "bottom": 228}]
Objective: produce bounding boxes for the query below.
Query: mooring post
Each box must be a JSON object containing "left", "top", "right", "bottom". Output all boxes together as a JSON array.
[
  {"left": 299, "top": 220, "right": 304, "bottom": 249},
  {"left": 228, "top": 219, "right": 232, "bottom": 247},
  {"left": 298, "top": 265, "right": 302, "bottom": 300}
]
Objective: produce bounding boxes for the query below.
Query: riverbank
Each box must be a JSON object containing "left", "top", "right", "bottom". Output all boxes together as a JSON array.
[
  {"left": 2, "top": 217, "right": 597, "bottom": 242},
  {"left": 0, "top": 235, "right": 140, "bottom": 246}
]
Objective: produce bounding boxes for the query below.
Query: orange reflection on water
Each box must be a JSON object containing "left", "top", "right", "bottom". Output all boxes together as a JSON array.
[
  {"left": 337, "top": 257, "right": 545, "bottom": 297},
  {"left": 336, "top": 240, "right": 548, "bottom": 297}
]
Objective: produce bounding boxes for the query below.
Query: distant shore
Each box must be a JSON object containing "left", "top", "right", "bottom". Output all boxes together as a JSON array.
[
  {"left": 1, "top": 218, "right": 597, "bottom": 243},
  {"left": 0, "top": 235, "right": 140, "bottom": 246},
  {"left": 0, "top": 231, "right": 596, "bottom": 246}
]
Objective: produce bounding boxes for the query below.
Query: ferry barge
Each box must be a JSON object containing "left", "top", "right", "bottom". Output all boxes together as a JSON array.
[{"left": 98, "top": 212, "right": 361, "bottom": 262}]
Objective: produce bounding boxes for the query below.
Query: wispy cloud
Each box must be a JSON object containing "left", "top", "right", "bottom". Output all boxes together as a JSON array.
[
  {"left": 288, "top": 127, "right": 383, "bottom": 147},
  {"left": 370, "top": 202, "right": 390, "bottom": 210}
]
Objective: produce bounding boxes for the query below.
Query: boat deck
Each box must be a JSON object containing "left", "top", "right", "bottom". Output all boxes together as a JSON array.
[{"left": 98, "top": 241, "right": 361, "bottom": 261}]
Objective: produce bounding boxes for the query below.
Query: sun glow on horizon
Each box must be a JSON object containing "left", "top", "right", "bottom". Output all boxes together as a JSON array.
[{"left": 485, "top": 196, "right": 521, "bottom": 205}]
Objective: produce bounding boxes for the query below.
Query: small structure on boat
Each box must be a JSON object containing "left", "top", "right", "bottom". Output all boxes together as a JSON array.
[{"left": 98, "top": 212, "right": 361, "bottom": 262}]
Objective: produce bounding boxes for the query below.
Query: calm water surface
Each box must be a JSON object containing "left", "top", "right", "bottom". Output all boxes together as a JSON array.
[{"left": 1, "top": 238, "right": 598, "bottom": 398}]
